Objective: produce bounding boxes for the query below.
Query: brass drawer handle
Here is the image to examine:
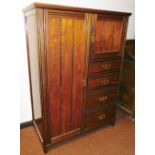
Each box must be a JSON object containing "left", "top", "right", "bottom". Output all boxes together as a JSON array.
[
  {"left": 102, "top": 64, "right": 111, "bottom": 70},
  {"left": 98, "top": 96, "right": 108, "bottom": 102},
  {"left": 97, "top": 114, "right": 106, "bottom": 120},
  {"left": 100, "top": 79, "right": 109, "bottom": 86}
]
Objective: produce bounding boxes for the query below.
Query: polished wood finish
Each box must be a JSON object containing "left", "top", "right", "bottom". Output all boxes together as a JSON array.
[
  {"left": 51, "top": 129, "right": 80, "bottom": 144},
  {"left": 23, "top": 3, "right": 131, "bottom": 16},
  {"left": 46, "top": 11, "right": 86, "bottom": 138},
  {"left": 90, "top": 15, "right": 124, "bottom": 60},
  {"left": 89, "top": 59, "right": 121, "bottom": 74},
  {"left": 87, "top": 88, "right": 118, "bottom": 109},
  {"left": 85, "top": 106, "right": 115, "bottom": 131},
  {"left": 88, "top": 74, "right": 119, "bottom": 91},
  {"left": 24, "top": 3, "right": 130, "bottom": 153}
]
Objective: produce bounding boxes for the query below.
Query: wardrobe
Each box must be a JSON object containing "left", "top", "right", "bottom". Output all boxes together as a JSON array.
[{"left": 24, "top": 3, "right": 131, "bottom": 152}]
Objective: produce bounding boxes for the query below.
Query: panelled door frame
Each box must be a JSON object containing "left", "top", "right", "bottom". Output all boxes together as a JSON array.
[
  {"left": 44, "top": 9, "right": 88, "bottom": 143},
  {"left": 89, "top": 14, "right": 125, "bottom": 60}
]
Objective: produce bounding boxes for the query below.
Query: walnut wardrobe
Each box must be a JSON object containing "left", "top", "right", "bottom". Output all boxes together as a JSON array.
[{"left": 24, "top": 3, "right": 131, "bottom": 153}]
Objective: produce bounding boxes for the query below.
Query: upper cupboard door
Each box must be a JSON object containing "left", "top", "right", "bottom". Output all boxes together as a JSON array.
[
  {"left": 46, "top": 10, "right": 87, "bottom": 140},
  {"left": 90, "top": 14, "right": 124, "bottom": 60}
]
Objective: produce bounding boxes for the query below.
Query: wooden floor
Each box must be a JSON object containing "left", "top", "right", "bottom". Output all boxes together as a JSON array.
[{"left": 20, "top": 110, "right": 135, "bottom": 155}]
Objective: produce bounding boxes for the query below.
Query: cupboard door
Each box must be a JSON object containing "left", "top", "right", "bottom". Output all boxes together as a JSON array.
[
  {"left": 90, "top": 14, "right": 124, "bottom": 60},
  {"left": 46, "top": 12, "right": 86, "bottom": 140}
]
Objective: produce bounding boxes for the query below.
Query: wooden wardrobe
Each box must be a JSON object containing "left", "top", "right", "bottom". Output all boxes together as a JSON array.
[{"left": 24, "top": 3, "right": 131, "bottom": 152}]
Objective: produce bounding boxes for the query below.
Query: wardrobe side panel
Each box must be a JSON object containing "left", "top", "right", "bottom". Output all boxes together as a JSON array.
[{"left": 25, "top": 9, "right": 43, "bottom": 138}]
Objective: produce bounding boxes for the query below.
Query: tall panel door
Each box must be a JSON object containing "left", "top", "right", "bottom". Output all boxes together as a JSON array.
[
  {"left": 46, "top": 11, "right": 86, "bottom": 139},
  {"left": 90, "top": 14, "right": 124, "bottom": 60}
]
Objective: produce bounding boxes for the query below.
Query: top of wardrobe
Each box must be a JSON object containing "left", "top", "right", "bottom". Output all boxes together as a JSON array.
[{"left": 23, "top": 3, "right": 131, "bottom": 16}]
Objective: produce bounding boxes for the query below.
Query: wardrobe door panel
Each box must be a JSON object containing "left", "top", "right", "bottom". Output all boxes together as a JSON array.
[
  {"left": 72, "top": 17, "right": 85, "bottom": 129},
  {"left": 48, "top": 16, "right": 61, "bottom": 137},
  {"left": 61, "top": 17, "right": 73, "bottom": 133},
  {"left": 47, "top": 12, "right": 86, "bottom": 139}
]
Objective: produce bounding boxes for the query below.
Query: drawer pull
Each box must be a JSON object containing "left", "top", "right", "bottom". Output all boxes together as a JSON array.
[
  {"left": 100, "top": 79, "right": 109, "bottom": 86},
  {"left": 102, "top": 64, "right": 111, "bottom": 70},
  {"left": 98, "top": 96, "right": 108, "bottom": 102},
  {"left": 97, "top": 114, "right": 106, "bottom": 120}
]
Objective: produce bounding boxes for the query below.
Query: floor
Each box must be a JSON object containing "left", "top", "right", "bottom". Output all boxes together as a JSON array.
[{"left": 20, "top": 109, "right": 135, "bottom": 155}]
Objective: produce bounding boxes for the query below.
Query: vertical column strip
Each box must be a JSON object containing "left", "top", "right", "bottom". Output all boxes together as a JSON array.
[
  {"left": 110, "top": 24, "right": 115, "bottom": 50},
  {"left": 70, "top": 17, "right": 74, "bottom": 129},
  {"left": 43, "top": 10, "right": 51, "bottom": 145},
  {"left": 59, "top": 17, "right": 62, "bottom": 133}
]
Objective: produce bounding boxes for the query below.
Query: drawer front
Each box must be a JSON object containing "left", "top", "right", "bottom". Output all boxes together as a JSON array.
[
  {"left": 88, "top": 74, "right": 119, "bottom": 91},
  {"left": 85, "top": 106, "right": 115, "bottom": 130},
  {"left": 87, "top": 91, "right": 117, "bottom": 109},
  {"left": 89, "top": 59, "right": 121, "bottom": 74}
]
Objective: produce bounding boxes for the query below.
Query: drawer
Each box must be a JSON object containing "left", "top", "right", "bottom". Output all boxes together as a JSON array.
[
  {"left": 89, "top": 59, "right": 121, "bottom": 74},
  {"left": 88, "top": 74, "right": 119, "bottom": 91},
  {"left": 87, "top": 90, "right": 117, "bottom": 109},
  {"left": 85, "top": 106, "right": 115, "bottom": 130}
]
